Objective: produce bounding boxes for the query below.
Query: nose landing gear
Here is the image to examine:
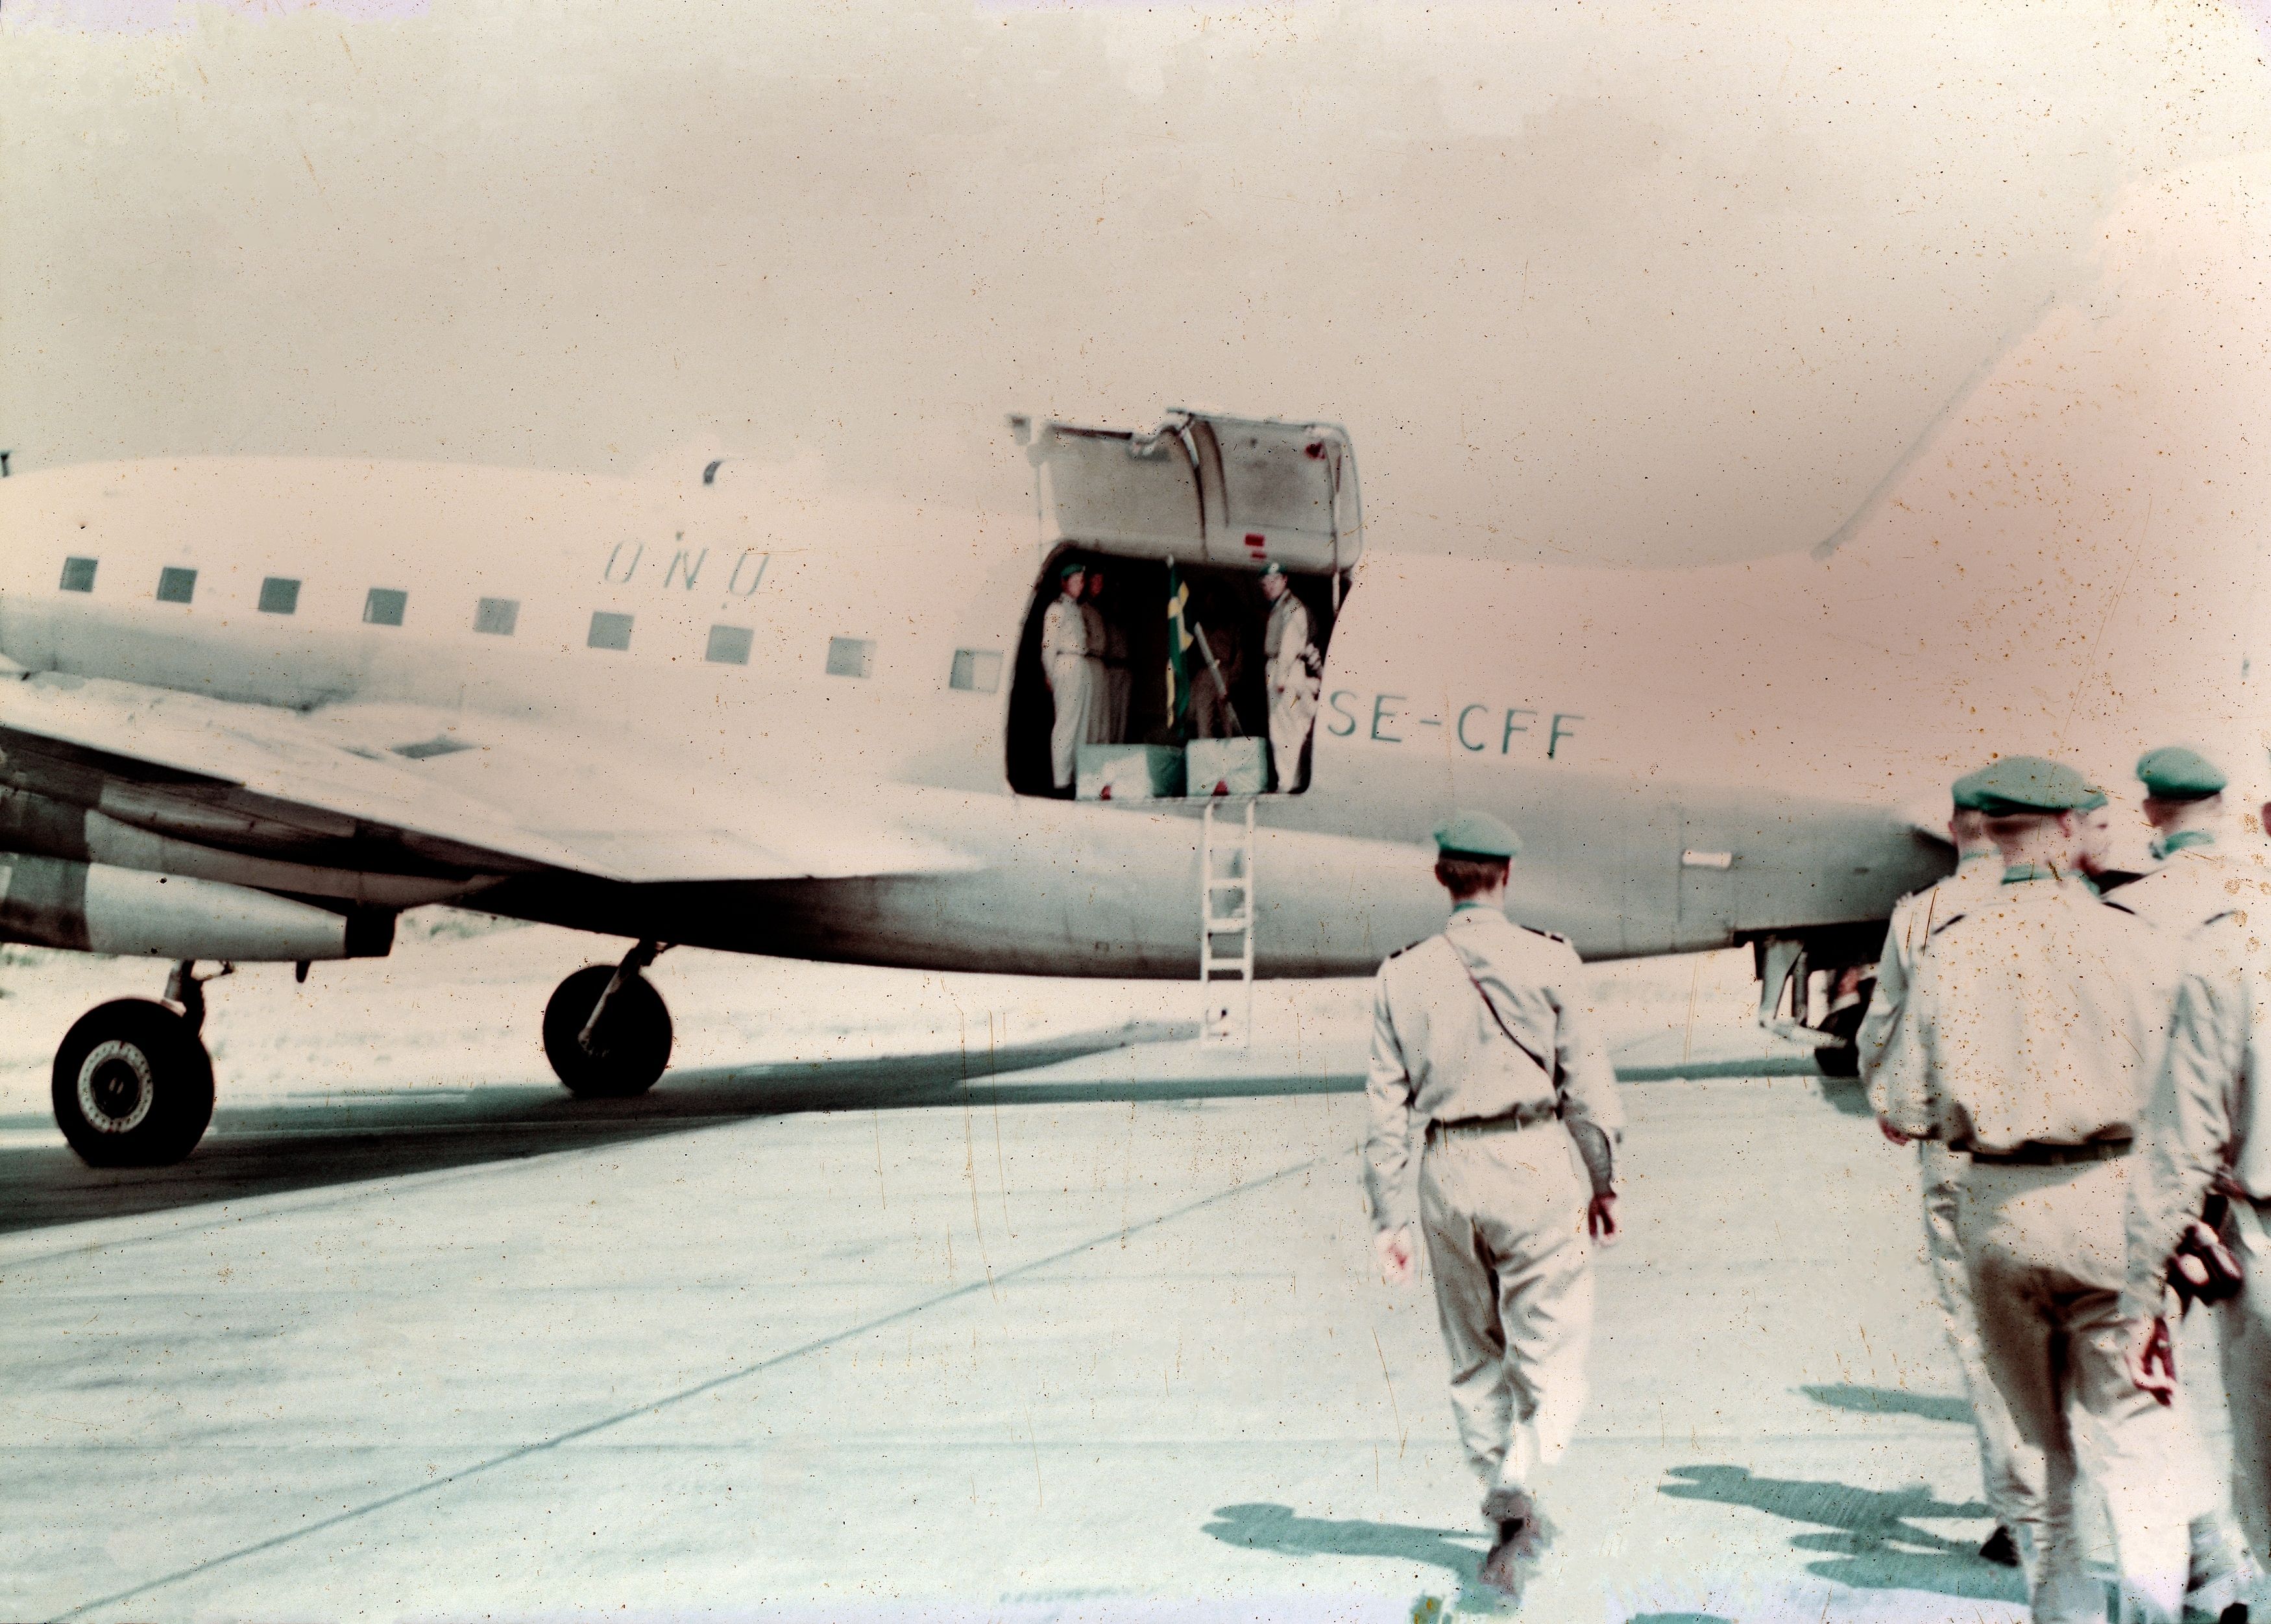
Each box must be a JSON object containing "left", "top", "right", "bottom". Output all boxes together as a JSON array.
[{"left": 542, "top": 941, "right": 674, "bottom": 1098}]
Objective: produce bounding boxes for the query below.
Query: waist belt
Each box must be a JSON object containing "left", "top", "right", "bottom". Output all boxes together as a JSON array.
[
  {"left": 1427, "top": 1101, "right": 1561, "bottom": 1141},
  {"left": 1965, "top": 1137, "right": 2133, "bottom": 1167}
]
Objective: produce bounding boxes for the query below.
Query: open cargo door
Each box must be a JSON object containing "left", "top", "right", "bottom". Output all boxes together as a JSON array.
[{"left": 1014, "top": 409, "right": 1361, "bottom": 575}]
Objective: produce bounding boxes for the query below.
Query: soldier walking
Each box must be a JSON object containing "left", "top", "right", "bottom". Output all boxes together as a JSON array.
[
  {"left": 2129, "top": 888, "right": 2271, "bottom": 1592},
  {"left": 2120, "top": 746, "right": 2256, "bottom": 930},
  {"left": 1878, "top": 756, "right": 2191, "bottom": 1621},
  {"left": 1364, "top": 812, "right": 1623, "bottom": 1602},
  {"left": 2109, "top": 745, "right": 2265, "bottom": 1618},
  {"left": 1858, "top": 768, "right": 2035, "bottom": 1571}
]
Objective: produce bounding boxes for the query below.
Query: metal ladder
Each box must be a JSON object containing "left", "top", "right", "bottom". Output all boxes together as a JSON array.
[{"left": 1200, "top": 798, "right": 1256, "bottom": 1045}]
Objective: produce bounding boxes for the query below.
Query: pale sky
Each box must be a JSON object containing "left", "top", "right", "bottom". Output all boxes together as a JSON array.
[{"left": 6, "top": 0, "right": 2270, "bottom": 566}]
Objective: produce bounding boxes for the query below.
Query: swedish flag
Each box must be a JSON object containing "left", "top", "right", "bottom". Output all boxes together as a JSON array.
[{"left": 1165, "top": 564, "right": 1193, "bottom": 734}]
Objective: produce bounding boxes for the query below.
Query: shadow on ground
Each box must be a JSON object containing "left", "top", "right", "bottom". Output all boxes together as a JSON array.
[
  {"left": 0, "top": 1022, "right": 1258, "bottom": 1234},
  {"left": 1801, "top": 1382, "right": 1975, "bottom": 1427},
  {"left": 1660, "top": 1465, "right": 2023, "bottom": 1604},
  {"left": 1202, "top": 1502, "right": 1514, "bottom": 1613}
]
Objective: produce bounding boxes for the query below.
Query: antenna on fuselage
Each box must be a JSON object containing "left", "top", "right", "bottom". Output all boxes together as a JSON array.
[{"left": 0, "top": 451, "right": 12, "bottom": 478}]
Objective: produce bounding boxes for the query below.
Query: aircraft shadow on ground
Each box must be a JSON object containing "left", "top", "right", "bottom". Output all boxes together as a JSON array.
[
  {"left": 1658, "top": 1465, "right": 2023, "bottom": 1605},
  {"left": 3, "top": 1021, "right": 1341, "bottom": 1235}
]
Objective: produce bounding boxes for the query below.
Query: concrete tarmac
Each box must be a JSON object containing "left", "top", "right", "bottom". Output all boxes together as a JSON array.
[{"left": 0, "top": 930, "right": 2115, "bottom": 1621}]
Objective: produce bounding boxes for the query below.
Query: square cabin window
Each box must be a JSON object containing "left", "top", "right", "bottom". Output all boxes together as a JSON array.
[
  {"left": 156, "top": 566, "right": 197, "bottom": 605},
  {"left": 587, "top": 611, "right": 634, "bottom": 652},
  {"left": 59, "top": 557, "right": 97, "bottom": 593},
  {"left": 706, "top": 625, "right": 753, "bottom": 666},
  {"left": 258, "top": 576, "right": 300, "bottom": 615},
  {"left": 949, "top": 649, "right": 1002, "bottom": 694},
  {"left": 825, "top": 636, "right": 873, "bottom": 679},
  {"left": 363, "top": 588, "right": 407, "bottom": 627},
  {"left": 474, "top": 596, "right": 518, "bottom": 636}
]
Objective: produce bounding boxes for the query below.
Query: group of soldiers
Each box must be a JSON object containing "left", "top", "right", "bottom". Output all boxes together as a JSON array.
[
  {"left": 1867, "top": 747, "right": 2268, "bottom": 1621},
  {"left": 1359, "top": 747, "right": 2271, "bottom": 1618},
  {"left": 1038, "top": 557, "right": 1322, "bottom": 794}
]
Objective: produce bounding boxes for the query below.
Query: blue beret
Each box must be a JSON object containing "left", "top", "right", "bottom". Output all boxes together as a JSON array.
[
  {"left": 2136, "top": 745, "right": 2226, "bottom": 800},
  {"left": 1058, "top": 559, "right": 1087, "bottom": 581},
  {"left": 1431, "top": 810, "right": 1522, "bottom": 860},
  {"left": 1966, "top": 755, "right": 2107, "bottom": 817},
  {"left": 1260, "top": 561, "right": 1286, "bottom": 578}
]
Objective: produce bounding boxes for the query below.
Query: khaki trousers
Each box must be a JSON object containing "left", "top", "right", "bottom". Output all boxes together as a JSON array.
[
  {"left": 1045, "top": 655, "right": 1102, "bottom": 790},
  {"left": 1418, "top": 1122, "right": 1594, "bottom": 1510},
  {"left": 2222, "top": 1198, "right": 2271, "bottom": 1557},
  {"left": 1919, "top": 1141, "right": 2040, "bottom": 1529},
  {"left": 1961, "top": 1157, "right": 2189, "bottom": 1623}
]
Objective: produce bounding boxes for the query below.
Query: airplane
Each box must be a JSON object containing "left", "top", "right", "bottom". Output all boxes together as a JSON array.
[{"left": 3, "top": 159, "right": 2266, "bottom": 1167}]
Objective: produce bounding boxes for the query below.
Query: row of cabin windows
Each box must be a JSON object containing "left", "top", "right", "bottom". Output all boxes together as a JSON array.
[{"left": 55, "top": 556, "right": 1006, "bottom": 692}]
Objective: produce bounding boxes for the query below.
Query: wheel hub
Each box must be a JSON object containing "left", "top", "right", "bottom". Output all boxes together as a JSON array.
[{"left": 77, "top": 1041, "right": 156, "bottom": 1134}]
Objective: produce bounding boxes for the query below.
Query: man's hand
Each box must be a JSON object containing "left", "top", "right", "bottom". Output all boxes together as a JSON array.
[
  {"left": 2124, "top": 1314, "right": 2178, "bottom": 1405},
  {"left": 1374, "top": 1225, "right": 1416, "bottom": 1287},
  {"left": 1877, "top": 1117, "right": 1912, "bottom": 1147},
  {"left": 1588, "top": 1192, "right": 1621, "bottom": 1245}
]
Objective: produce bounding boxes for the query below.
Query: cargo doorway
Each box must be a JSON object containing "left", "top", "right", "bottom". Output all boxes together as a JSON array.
[
  {"left": 1003, "top": 409, "right": 1363, "bottom": 803},
  {"left": 1004, "top": 553, "right": 1344, "bottom": 800}
]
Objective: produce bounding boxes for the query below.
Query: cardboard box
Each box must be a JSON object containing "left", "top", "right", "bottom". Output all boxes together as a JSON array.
[
  {"left": 1076, "top": 743, "right": 1186, "bottom": 802},
  {"left": 1184, "top": 737, "right": 1270, "bottom": 797}
]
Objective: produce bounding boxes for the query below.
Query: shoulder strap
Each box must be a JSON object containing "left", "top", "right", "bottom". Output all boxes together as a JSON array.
[{"left": 1440, "top": 935, "right": 1557, "bottom": 1087}]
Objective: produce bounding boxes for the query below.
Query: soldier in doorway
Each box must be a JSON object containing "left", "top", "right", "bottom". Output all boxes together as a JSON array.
[
  {"left": 1365, "top": 811, "right": 1624, "bottom": 1602},
  {"left": 1039, "top": 561, "right": 1100, "bottom": 794},
  {"left": 1859, "top": 768, "right": 2035, "bottom": 1573},
  {"left": 1084, "top": 565, "right": 1130, "bottom": 743},
  {"left": 1260, "top": 563, "right": 1320, "bottom": 791}
]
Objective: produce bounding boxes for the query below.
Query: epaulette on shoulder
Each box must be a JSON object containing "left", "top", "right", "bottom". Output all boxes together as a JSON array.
[
  {"left": 1520, "top": 924, "right": 1571, "bottom": 945},
  {"left": 1926, "top": 913, "right": 1969, "bottom": 938}
]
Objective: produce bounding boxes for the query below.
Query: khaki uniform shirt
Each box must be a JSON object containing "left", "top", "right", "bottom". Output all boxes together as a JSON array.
[
  {"left": 1039, "top": 594, "right": 1089, "bottom": 672},
  {"left": 2117, "top": 834, "right": 2260, "bottom": 937},
  {"left": 2126, "top": 914, "right": 2271, "bottom": 1315},
  {"left": 1858, "top": 852, "right": 2005, "bottom": 1115},
  {"left": 1878, "top": 871, "right": 2177, "bottom": 1152},
  {"left": 1264, "top": 595, "right": 1315, "bottom": 690},
  {"left": 1364, "top": 904, "right": 1623, "bottom": 1233}
]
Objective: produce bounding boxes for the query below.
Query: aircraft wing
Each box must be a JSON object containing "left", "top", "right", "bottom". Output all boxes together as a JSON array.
[{"left": 0, "top": 672, "right": 973, "bottom": 885}]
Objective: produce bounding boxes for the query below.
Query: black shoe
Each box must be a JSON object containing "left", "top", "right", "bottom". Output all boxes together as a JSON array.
[
  {"left": 1978, "top": 1525, "right": 2020, "bottom": 1568},
  {"left": 1479, "top": 1486, "right": 1556, "bottom": 1559}
]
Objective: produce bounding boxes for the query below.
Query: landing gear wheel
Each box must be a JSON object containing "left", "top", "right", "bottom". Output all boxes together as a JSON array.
[
  {"left": 543, "top": 965, "right": 672, "bottom": 1098},
  {"left": 52, "top": 999, "right": 216, "bottom": 1166}
]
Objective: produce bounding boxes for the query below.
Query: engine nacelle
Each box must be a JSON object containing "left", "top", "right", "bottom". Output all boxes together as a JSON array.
[{"left": 0, "top": 854, "right": 391, "bottom": 961}]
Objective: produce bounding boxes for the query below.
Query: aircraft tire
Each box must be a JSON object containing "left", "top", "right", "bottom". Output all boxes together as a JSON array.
[
  {"left": 51, "top": 999, "right": 216, "bottom": 1167},
  {"left": 544, "top": 965, "right": 672, "bottom": 1098},
  {"left": 1815, "top": 1043, "right": 1860, "bottom": 1080}
]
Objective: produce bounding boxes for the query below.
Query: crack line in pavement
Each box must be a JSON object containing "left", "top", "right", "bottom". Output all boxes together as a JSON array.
[{"left": 47, "top": 1154, "right": 1322, "bottom": 1623}]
